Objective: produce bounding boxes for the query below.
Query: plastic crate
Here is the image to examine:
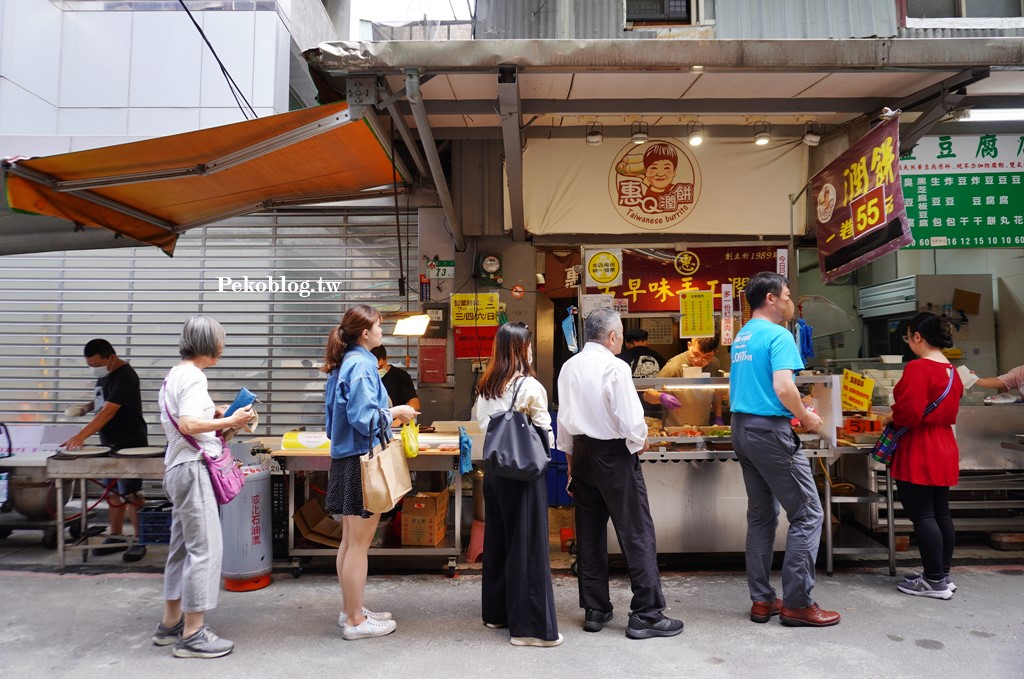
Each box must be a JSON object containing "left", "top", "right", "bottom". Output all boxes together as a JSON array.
[
  {"left": 138, "top": 502, "right": 173, "bottom": 544},
  {"left": 546, "top": 462, "right": 572, "bottom": 507}
]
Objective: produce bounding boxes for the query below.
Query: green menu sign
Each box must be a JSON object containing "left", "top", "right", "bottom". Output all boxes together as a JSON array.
[{"left": 900, "top": 134, "right": 1024, "bottom": 248}]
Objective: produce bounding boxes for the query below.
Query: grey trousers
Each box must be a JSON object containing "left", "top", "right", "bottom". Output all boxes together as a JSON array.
[
  {"left": 163, "top": 460, "right": 222, "bottom": 612},
  {"left": 731, "top": 413, "right": 823, "bottom": 609}
]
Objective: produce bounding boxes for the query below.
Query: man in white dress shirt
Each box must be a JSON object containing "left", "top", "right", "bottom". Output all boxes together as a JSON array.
[{"left": 556, "top": 308, "right": 684, "bottom": 640}]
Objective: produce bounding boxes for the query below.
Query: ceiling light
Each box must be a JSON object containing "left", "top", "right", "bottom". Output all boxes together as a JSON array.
[
  {"left": 802, "top": 122, "right": 823, "bottom": 147},
  {"left": 631, "top": 121, "right": 649, "bottom": 145},
  {"left": 686, "top": 121, "right": 705, "bottom": 146},
  {"left": 964, "top": 108, "right": 1024, "bottom": 122},
  {"left": 753, "top": 122, "right": 772, "bottom": 146},
  {"left": 393, "top": 314, "right": 431, "bottom": 336},
  {"left": 586, "top": 122, "right": 604, "bottom": 146}
]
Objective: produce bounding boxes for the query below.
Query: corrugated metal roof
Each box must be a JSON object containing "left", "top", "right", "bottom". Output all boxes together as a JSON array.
[{"left": 716, "top": 0, "right": 898, "bottom": 39}]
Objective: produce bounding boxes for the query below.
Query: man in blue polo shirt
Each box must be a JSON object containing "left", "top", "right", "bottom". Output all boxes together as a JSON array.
[{"left": 730, "top": 272, "right": 839, "bottom": 628}]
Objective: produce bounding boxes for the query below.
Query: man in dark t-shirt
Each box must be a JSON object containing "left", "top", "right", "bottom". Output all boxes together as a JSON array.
[
  {"left": 616, "top": 328, "right": 665, "bottom": 379},
  {"left": 62, "top": 339, "right": 148, "bottom": 561},
  {"left": 370, "top": 345, "right": 421, "bottom": 411}
]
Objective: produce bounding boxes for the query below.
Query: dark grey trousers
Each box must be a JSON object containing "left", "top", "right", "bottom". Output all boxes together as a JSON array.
[
  {"left": 572, "top": 435, "right": 666, "bottom": 623},
  {"left": 731, "top": 413, "right": 824, "bottom": 609}
]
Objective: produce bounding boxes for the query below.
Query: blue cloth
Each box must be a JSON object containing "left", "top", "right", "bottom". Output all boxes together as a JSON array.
[
  {"left": 729, "top": 318, "right": 804, "bottom": 418},
  {"left": 797, "top": 318, "right": 815, "bottom": 362},
  {"left": 458, "top": 426, "right": 473, "bottom": 474},
  {"left": 561, "top": 306, "right": 579, "bottom": 354},
  {"left": 325, "top": 345, "right": 391, "bottom": 459}
]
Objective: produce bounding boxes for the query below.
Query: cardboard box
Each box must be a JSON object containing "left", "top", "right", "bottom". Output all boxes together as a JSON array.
[
  {"left": 401, "top": 489, "right": 449, "bottom": 546},
  {"left": 292, "top": 498, "right": 343, "bottom": 548}
]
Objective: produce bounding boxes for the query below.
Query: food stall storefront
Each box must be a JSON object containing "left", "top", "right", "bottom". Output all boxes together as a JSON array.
[{"left": 302, "top": 38, "right": 1024, "bottom": 562}]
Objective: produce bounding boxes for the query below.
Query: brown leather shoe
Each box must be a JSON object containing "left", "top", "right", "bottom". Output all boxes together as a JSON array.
[
  {"left": 750, "top": 598, "right": 783, "bottom": 623},
  {"left": 780, "top": 603, "right": 841, "bottom": 627}
]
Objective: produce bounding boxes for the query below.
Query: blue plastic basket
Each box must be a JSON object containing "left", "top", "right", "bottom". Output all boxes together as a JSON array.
[{"left": 138, "top": 502, "right": 173, "bottom": 544}]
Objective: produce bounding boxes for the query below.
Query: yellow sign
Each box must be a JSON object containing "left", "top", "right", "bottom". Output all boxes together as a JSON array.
[
  {"left": 586, "top": 250, "right": 622, "bottom": 286},
  {"left": 841, "top": 369, "right": 875, "bottom": 411},
  {"left": 450, "top": 293, "right": 500, "bottom": 327},
  {"left": 679, "top": 290, "right": 715, "bottom": 338}
]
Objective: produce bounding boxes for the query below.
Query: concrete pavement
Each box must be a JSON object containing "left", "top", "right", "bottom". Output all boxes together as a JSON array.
[{"left": 2, "top": 564, "right": 1022, "bottom": 678}]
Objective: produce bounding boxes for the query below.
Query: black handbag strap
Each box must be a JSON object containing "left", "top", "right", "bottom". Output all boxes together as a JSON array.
[{"left": 506, "top": 377, "right": 527, "bottom": 415}]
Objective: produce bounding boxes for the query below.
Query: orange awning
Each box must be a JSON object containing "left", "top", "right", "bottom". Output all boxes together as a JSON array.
[{"left": 1, "top": 102, "right": 405, "bottom": 255}]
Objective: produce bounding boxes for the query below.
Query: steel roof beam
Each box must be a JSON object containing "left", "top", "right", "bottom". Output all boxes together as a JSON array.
[
  {"left": 405, "top": 69, "right": 467, "bottom": 252},
  {"left": 498, "top": 65, "right": 526, "bottom": 242}
]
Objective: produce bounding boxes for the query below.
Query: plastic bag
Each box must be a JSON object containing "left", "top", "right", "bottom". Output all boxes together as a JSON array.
[{"left": 401, "top": 420, "right": 419, "bottom": 458}]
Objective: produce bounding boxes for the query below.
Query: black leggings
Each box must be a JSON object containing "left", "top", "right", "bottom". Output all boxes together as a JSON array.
[{"left": 896, "top": 479, "right": 955, "bottom": 579}]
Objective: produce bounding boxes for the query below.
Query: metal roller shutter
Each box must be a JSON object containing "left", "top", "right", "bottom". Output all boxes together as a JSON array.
[{"left": 0, "top": 208, "right": 418, "bottom": 444}]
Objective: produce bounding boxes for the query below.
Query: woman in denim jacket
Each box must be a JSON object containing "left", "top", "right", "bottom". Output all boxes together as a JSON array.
[{"left": 322, "top": 305, "right": 418, "bottom": 640}]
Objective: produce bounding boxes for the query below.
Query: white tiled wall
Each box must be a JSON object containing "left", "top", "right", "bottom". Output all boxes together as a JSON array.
[
  {"left": 59, "top": 11, "right": 132, "bottom": 108},
  {"left": 199, "top": 11, "right": 256, "bottom": 109},
  {"left": 127, "top": 107, "right": 201, "bottom": 137},
  {"left": 57, "top": 108, "right": 129, "bottom": 136},
  {"left": 254, "top": 10, "right": 290, "bottom": 112},
  {"left": 128, "top": 12, "right": 203, "bottom": 108},
  {"left": 0, "top": 0, "right": 63, "bottom": 106},
  {"left": 0, "top": 79, "right": 58, "bottom": 135}
]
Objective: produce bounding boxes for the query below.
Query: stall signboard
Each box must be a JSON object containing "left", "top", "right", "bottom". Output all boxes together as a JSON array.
[
  {"left": 679, "top": 290, "right": 715, "bottom": 338},
  {"left": 840, "top": 369, "right": 875, "bottom": 412},
  {"left": 720, "top": 284, "right": 735, "bottom": 346},
  {"left": 583, "top": 246, "right": 779, "bottom": 314},
  {"left": 450, "top": 293, "right": 499, "bottom": 326},
  {"left": 450, "top": 292, "right": 499, "bottom": 359},
  {"left": 453, "top": 326, "right": 498, "bottom": 360},
  {"left": 811, "top": 117, "right": 911, "bottom": 284},
  {"left": 584, "top": 249, "right": 623, "bottom": 287},
  {"left": 899, "top": 134, "right": 1024, "bottom": 249}
]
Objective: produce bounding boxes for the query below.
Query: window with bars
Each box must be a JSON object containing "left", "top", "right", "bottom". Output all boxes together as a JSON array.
[
  {"left": 907, "top": 0, "right": 1023, "bottom": 16},
  {"left": 0, "top": 210, "right": 418, "bottom": 444},
  {"left": 626, "top": 0, "right": 692, "bottom": 22}
]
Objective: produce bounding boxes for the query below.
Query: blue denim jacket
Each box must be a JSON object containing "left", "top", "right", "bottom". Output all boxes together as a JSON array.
[{"left": 325, "top": 345, "right": 391, "bottom": 459}]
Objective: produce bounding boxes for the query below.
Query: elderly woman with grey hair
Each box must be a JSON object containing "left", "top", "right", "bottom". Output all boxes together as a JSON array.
[{"left": 153, "top": 315, "right": 255, "bottom": 659}]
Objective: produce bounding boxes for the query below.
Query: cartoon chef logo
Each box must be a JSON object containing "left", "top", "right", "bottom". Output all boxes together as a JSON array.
[
  {"left": 816, "top": 183, "right": 837, "bottom": 223},
  {"left": 609, "top": 139, "right": 702, "bottom": 231}
]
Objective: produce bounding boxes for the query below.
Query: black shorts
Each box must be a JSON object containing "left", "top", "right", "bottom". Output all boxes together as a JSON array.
[{"left": 325, "top": 455, "right": 372, "bottom": 519}]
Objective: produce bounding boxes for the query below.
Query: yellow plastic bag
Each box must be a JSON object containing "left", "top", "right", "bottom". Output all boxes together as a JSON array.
[{"left": 401, "top": 421, "right": 419, "bottom": 458}]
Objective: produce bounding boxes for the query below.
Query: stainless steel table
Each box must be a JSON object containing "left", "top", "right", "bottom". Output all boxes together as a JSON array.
[
  {"left": 46, "top": 456, "right": 165, "bottom": 572},
  {"left": 273, "top": 449, "right": 463, "bottom": 577}
]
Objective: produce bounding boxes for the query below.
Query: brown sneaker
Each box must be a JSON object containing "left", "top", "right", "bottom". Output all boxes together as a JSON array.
[
  {"left": 780, "top": 603, "right": 841, "bottom": 627},
  {"left": 750, "top": 598, "right": 783, "bottom": 623}
]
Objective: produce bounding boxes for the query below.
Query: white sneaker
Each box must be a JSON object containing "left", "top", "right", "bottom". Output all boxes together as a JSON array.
[
  {"left": 342, "top": 617, "right": 397, "bottom": 640},
  {"left": 897, "top": 575, "right": 953, "bottom": 600},
  {"left": 510, "top": 633, "right": 563, "bottom": 647},
  {"left": 338, "top": 607, "right": 393, "bottom": 627}
]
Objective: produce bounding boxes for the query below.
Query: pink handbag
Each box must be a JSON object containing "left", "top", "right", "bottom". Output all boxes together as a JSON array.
[{"left": 161, "top": 384, "right": 245, "bottom": 505}]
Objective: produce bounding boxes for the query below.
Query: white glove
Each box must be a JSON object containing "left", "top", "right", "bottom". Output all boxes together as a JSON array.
[{"left": 64, "top": 404, "right": 88, "bottom": 417}]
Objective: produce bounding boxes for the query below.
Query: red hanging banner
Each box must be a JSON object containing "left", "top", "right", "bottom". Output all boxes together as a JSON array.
[{"left": 583, "top": 246, "right": 779, "bottom": 314}]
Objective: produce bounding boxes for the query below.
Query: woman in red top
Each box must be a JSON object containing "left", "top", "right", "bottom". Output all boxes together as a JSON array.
[{"left": 885, "top": 312, "right": 962, "bottom": 600}]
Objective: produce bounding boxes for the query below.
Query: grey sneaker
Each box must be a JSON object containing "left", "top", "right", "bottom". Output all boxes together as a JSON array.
[
  {"left": 625, "top": 613, "right": 684, "bottom": 639},
  {"left": 173, "top": 625, "right": 235, "bottom": 658},
  {"left": 903, "top": 572, "right": 957, "bottom": 592},
  {"left": 152, "top": 618, "right": 184, "bottom": 646},
  {"left": 897, "top": 575, "right": 953, "bottom": 600}
]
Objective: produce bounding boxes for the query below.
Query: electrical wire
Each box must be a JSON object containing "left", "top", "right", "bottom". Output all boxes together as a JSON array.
[{"left": 177, "top": 0, "right": 257, "bottom": 120}]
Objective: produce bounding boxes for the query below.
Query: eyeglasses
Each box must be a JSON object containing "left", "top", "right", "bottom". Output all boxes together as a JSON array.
[{"left": 902, "top": 335, "right": 910, "bottom": 344}]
